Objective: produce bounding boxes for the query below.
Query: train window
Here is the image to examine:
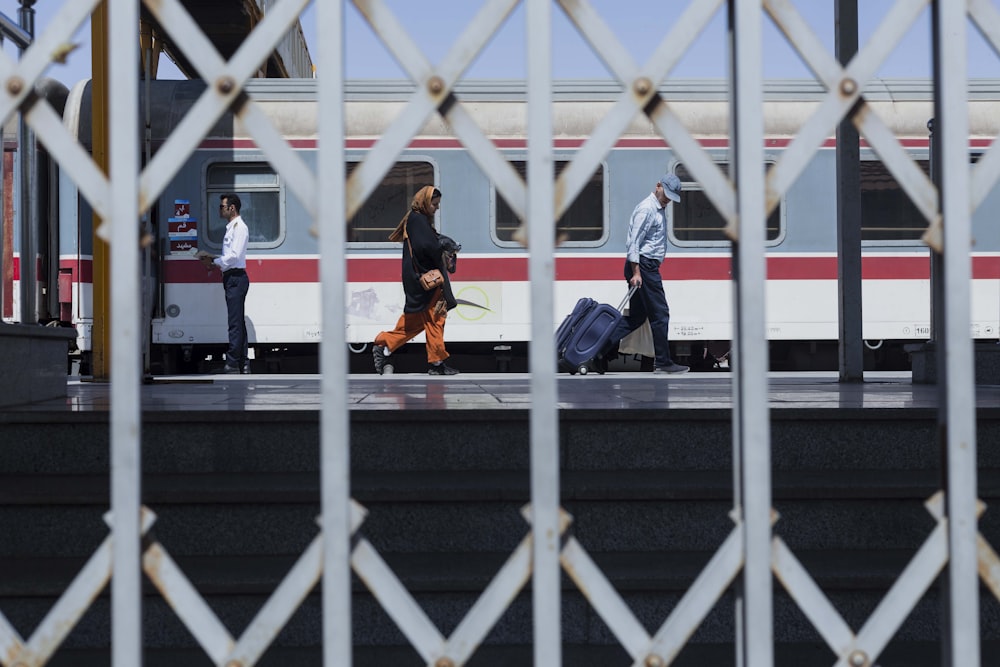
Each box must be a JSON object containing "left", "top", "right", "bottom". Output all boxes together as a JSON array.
[
  {"left": 670, "top": 163, "right": 782, "bottom": 245},
  {"left": 346, "top": 161, "right": 435, "bottom": 243},
  {"left": 493, "top": 161, "right": 606, "bottom": 245},
  {"left": 861, "top": 159, "right": 930, "bottom": 241},
  {"left": 206, "top": 163, "right": 282, "bottom": 247}
]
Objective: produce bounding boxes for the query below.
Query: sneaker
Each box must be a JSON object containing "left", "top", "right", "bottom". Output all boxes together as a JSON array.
[
  {"left": 427, "top": 363, "right": 460, "bottom": 376},
  {"left": 653, "top": 362, "right": 689, "bottom": 374},
  {"left": 373, "top": 345, "right": 388, "bottom": 375},
  {"left": 222, "top": 364, "right": 241, "bottom": 375}
]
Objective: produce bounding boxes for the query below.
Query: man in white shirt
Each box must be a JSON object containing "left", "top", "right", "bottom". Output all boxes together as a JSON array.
[
  {"left": 199, "top": 193, "right": 250, "bottom": 374},
  {"left": 601, "top": 173, "right": 688, "bottom": 374}
]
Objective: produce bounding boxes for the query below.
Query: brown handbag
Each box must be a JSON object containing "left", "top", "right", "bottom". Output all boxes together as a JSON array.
[
  {"left": 419, "top": 268, "right": 444, "bottom": 291},
  {"left": 406, "top": 229, "right": 444, "bottom": 291}
]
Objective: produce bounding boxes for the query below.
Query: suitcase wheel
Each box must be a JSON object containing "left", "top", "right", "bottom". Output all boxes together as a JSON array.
[{"left": 577, "top": 365, "right": 588, "bottom": 375}]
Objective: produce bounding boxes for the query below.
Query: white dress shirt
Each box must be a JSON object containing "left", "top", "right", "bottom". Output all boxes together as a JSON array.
[{"left": 213, "top": 216, "right": 249, "bottom": 271}]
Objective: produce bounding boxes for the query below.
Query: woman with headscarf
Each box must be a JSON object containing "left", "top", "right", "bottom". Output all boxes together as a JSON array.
[{"left": 373, "top": 186, "right": 460, "bottom": 375}]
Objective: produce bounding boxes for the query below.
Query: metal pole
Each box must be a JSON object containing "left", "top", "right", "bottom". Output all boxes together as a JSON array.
[
  {"left": 141, "top": 21, "right": 153, "bottom": 374},
  {"left": 526, "top": 0, "right": 560, "bottom": 664},
  {"left": 46, "top": 124, "right": 58, "bottom": 320},
  {"left": 931, "top": 1, "right": 980, "bottom": 665},
  {"left": 928, "top": 118, "right": 944, "bottom": 345},
  {"left": 317, "top": 1, "right": 352, "bottom": 665},
  {"left": 729, "top": 0, "right": 772, "bottom": 665},
  {"left": 0, "top": 28, "right": 4, "bottom": 321},
  {"left": 16, "top": 0, "right": 36, "bottom": 324},
  {"left": 835, "top": 0, "right": 863, "bottom": 381},
  {"left": 0, "top": 8, "right": 38, "bottom": 323},
  {"left": 0, "top": 11, "right": 30, "bottom": 49},
  {"left": 107, "top": 0, "right": 142, "bottom": 664},
  {"left": 92, "top": 1, "right": 110, "bottom": 379}
]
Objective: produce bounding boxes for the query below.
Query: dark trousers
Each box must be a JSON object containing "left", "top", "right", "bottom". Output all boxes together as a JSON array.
[
  {"left": 608, "top": 256, "right": 675, "bottom": 368},
  {"left": 223, "top": 269, "right": 250, "bottom": 368}
]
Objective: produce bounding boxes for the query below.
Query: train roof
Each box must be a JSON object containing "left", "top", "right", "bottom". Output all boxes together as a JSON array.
[
  {"left": 65, "top": 78, "right": 1000, "bottom": 146},
  {"left": 245, "top": 77, "right": 1000, "bottom": 103}
]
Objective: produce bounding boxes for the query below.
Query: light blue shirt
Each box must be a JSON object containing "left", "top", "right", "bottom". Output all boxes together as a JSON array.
[
  {"left": 624, "top": 193, "right": 667, "bottom": 263},
  {"left": 213, "top": 216, "right": 249, "bottom": 271}
]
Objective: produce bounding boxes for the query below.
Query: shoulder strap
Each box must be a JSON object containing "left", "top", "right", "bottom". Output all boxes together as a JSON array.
[
  {"left": 405, "top": 224, "right": 423, "bottom": 273},
  {"left": 404, "top": 217, "right": 440, "bottom": 274}
]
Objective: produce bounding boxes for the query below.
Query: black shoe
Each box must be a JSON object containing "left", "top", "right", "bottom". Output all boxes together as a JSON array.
[
  {"left": 594, "top": 354, "right": 609, "bottom": 374},
  {"left": 427, "top": 363, "right": 459, "bottom": 376},
  {"left": 222, "top": 364, "right": 241, "bottom": 375},
  {"left": 241, "top": 363, "right": 251, "bottom": 375},
  {"left": 373, "top": 345, "right": 388, "bottom": 375}
]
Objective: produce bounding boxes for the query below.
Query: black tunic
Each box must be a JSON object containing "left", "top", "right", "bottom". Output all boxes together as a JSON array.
[{"left": 401, "top": 211, "right": 457, "bottom": 314}]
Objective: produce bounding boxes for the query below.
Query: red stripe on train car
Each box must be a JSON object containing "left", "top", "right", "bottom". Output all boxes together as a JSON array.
[
  {"left": 765, "top": 256, "right": 836, "bottom": 280},
  {"left": 862, "top": 256, "right": 928, "bottom": 279},
  {"left": 9, "top": 256, "right": 45, "bottom": 280},
  {"left": 555, "top": 256, "right": 735, "bottom": 280},
  {"left": 974, "top": 255, "right": 1000, "bottom": 279},
  {"left": 72, "top": 254, "right": 999, "bottom": 285},
  {"left": 763, "top": 256, "right": 933, "bottom": 280},
  {"left": 158, "top": 256, "right": 728, "bottom": 283},
  {"left": 158, "top": 254, "right": 988, "bottom": 283},
  {"left": 160, "top": 257, "right": 540, "bottom": 283}
]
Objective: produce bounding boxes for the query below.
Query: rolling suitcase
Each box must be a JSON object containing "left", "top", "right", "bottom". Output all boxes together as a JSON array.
[{"left": 556, "top": 286, "right": 637, "bottom": 375}]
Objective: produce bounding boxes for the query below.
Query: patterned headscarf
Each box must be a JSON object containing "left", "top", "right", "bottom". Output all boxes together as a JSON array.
[{"left": 388, "top": 186, "right": 442, "bottom": 241}]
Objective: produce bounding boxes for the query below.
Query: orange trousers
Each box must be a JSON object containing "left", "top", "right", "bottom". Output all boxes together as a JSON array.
[{"left": 374, "top": 289, "right": 449, "bottom": 364}]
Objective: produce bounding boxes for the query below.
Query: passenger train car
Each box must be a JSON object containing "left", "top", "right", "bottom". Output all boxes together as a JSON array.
[{"left": 36, "top": 79, "right": 1000, "bottom": 372}]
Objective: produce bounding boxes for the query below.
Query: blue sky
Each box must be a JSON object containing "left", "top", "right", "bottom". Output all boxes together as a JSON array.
[{"left": 2, "top": 0, "right": 1000, "bottom": 86}]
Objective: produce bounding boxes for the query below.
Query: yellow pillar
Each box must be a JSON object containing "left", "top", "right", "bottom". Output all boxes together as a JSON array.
[{"left": 91, "top": 0, "right": 109, "bottom": 379}]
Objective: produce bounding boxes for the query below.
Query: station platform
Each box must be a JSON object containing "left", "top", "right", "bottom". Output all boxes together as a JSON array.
[
  {"left": 7, "top": 371, "right": 999, "bottom": 413},
  {"left": 1, "top": 371, "right": 999, "bottom": 666}
]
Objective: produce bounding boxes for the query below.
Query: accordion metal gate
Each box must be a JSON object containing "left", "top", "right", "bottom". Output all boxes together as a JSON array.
[{"left": 0, "top": 1, "right": 990, "bottom": 666}]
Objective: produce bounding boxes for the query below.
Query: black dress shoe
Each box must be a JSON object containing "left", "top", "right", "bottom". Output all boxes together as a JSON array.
[
  {"left": 593, "top": 354, "right": 609, "bottom": 374},
  {"left": 222, "top": 365, "right": 241, "bottom": 374}
]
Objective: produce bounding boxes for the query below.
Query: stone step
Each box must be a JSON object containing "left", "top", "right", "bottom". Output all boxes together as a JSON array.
[{"left": 1, "top": 407, "right": 998, "bottom": 665}]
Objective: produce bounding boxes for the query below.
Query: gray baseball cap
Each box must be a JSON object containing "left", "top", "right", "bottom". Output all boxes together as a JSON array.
[{"left": 659, "top": 173, "right": 682, "bottom": 202}]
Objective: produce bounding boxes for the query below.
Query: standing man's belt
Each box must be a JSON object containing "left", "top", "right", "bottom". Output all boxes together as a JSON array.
[{"left": 223, "top": 268, "right": 246, "bottom": 277}]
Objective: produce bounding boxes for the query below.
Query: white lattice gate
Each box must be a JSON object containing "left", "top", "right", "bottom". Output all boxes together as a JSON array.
[{"left": 0, "top": 1, "right": 990, "bottom": 666}]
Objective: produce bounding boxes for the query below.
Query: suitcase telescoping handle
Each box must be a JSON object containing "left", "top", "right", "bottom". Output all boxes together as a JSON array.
[{"left": 617, "top": 285, "right": 639, "bottom": 313}]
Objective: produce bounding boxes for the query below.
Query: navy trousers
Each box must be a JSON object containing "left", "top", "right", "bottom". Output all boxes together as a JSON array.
[
  {"left": 223, "top": 269, "right": 250, "bottom": 368},
  {"left": 607, "top": 256, "right": 675, "bottom": 368}
]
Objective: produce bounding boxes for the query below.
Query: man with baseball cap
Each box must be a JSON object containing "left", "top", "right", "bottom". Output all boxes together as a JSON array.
[{"left": 598, "top": 172, "right": 689, "bottom": 374}]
